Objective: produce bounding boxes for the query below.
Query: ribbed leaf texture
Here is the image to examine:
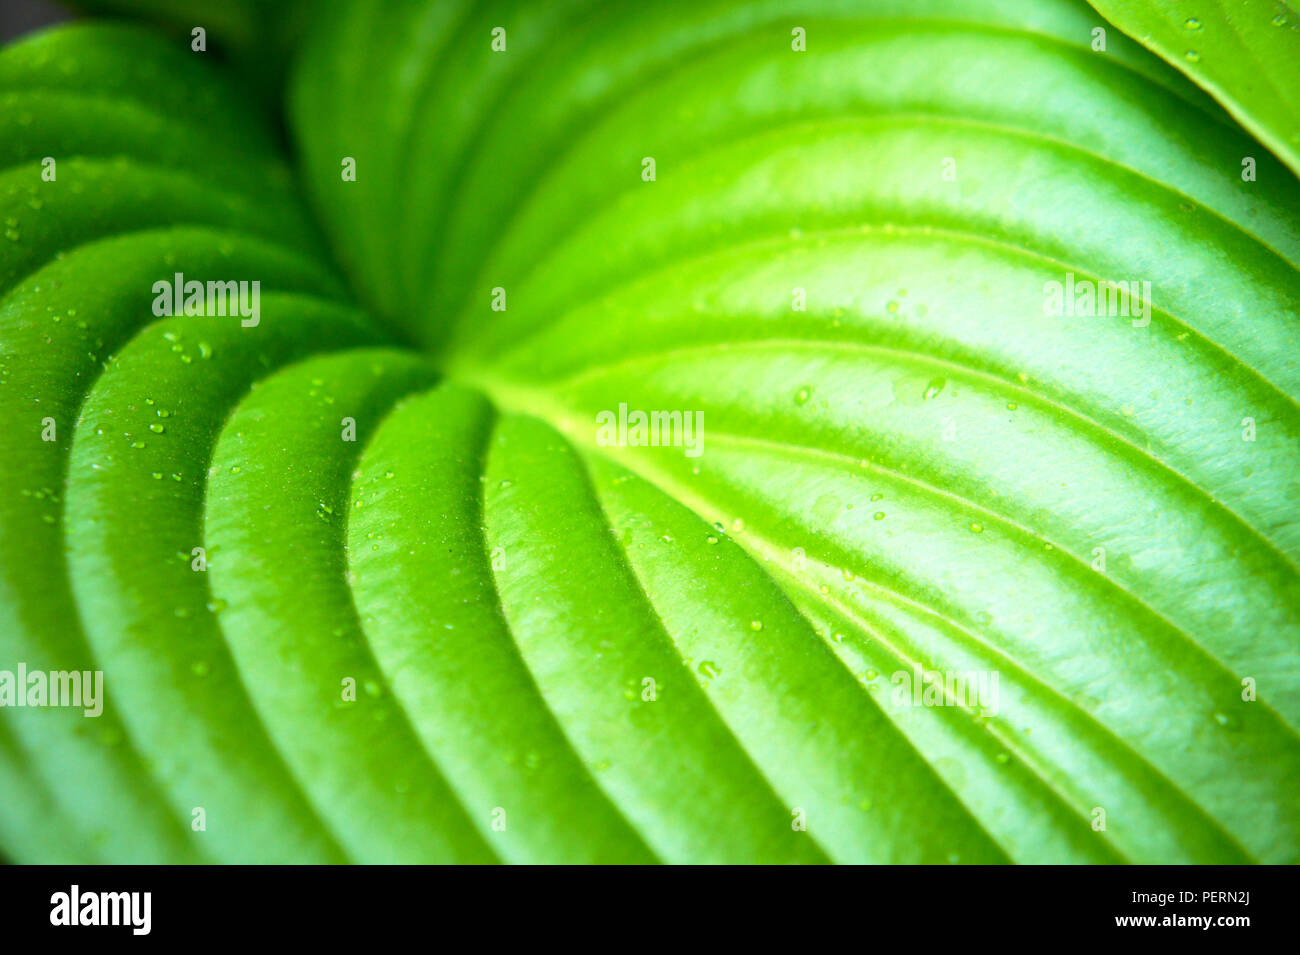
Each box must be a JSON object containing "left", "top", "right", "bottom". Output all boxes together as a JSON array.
[{"left": 1, "top": 0, "right": 1298, "bottom": 863}]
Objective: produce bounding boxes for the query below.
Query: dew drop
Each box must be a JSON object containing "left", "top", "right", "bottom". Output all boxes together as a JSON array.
[
  {"left": 873, "top": 511, "right": 885, "bottom": 521},
  {"left": 1184, "top": 16, "right": 1202, "bottom": 30},
  {"left": 1185, "top": 49, "right": 1201, "bottom": 62},
  {"left": 750, "top": 619, "right": 763, "bottom": 632},
  {"left": 1213, "top": 711, "right": 1239, "bottom": 730},
  {"left": 922, "top": 377, "right": 946, "bottom": 400},
  {"left": 794, "top": 386, "right": 811, "bottom": 406},
  {"left": 698, "top": 660, "right": 720, "bottom": 679}
]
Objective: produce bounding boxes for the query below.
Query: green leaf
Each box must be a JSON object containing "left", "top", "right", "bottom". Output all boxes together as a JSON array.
[
  {"left": 0, "top": 23, "right": 360, "bottom": 862},
  {"left": 1085, "top": 0, "right": 1300, "bottom": 176},
  {"left": 66, "top": 0, "right": 320, "bottom": 94},
  {"left": 3, "top": 1, "right": 1299, "bottom": 863}
]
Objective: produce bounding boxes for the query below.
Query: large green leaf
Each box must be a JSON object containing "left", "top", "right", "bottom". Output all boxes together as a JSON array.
[
  {"left": 0, "top": 22, "right": 360, "bottom": 862},
  {"left": 2, "top": 0, "right": 1298, "bottom": 863}
]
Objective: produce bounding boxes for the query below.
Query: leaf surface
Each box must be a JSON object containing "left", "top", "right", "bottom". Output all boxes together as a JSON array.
[{"left": 2, "top": 2, "right": 1299, "bottom": 863}]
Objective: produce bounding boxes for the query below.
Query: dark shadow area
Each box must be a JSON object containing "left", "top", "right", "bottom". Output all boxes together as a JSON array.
[{"left": 1, "top": 0, "right": 71, "bottom": 43}]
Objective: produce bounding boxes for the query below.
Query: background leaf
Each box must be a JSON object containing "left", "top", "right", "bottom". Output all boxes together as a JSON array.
[
  {"left": 67, "top": 0, "right": 319, "bottom": 94},
  {"left": 1086, "top": 0, "right": 1300, "bottom": 176}
]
